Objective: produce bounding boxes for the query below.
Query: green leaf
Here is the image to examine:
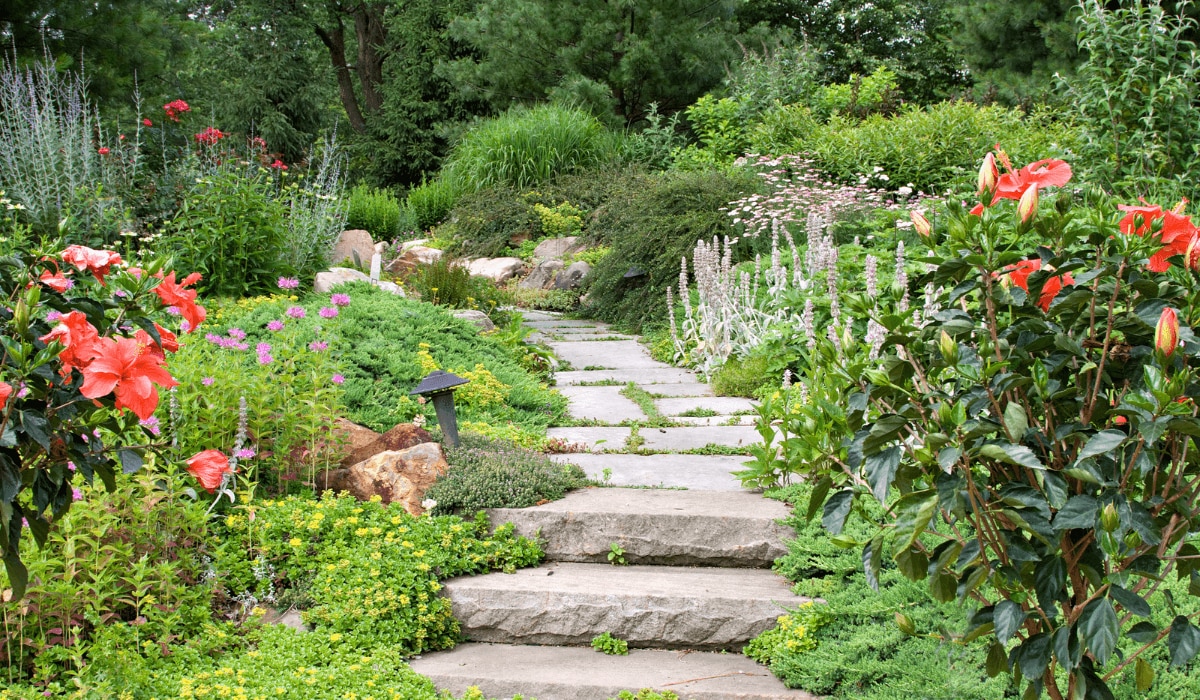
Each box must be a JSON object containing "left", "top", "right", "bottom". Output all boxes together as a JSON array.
[
  {"left": 822, "top": 491, "right": 853, "bottom": 535},
  {"left": 864, "top": 447, "right": 901, "bottom": 502},
  {"left": 892, "top": 490, "right": 938, "bottom": 551},
  {"left": 864, "top": 415, "right": 907, "bottom": 454},
  {"left": 1015, "top": 633, "right": 1052, "bottom": 679},
  {"left": 1081, "top": 599, "right": 1119, "bottom": 665},
  {"left": 2, "top": 548, "right": 27, "bottom": 601},
  {"left": 1128, "top": 621, "right": 1158, "bottom": 644},
  {"left": 1169, "top": 616, "right": 1200, "bottom": 666},
  {"left": 930, "top": 570, "right": 957, "bottom": 603},
  {"left": 118, "top": 448, "right": 144, "bottom": 475},
  {"left": 863, "top": 533, "right": 883, "bottom": 592},
  {"left": 895, "top": 544, "right": 930, "bottom": 581},
  {"left": 1077, "top": 430, "right": 1126, "bottom": 461},
  {"left": 995, "top": 600, "right": 1026, "bottom": 644},
  {"left": 1054, "top": 495, "right": 1099, "bottom": 532},
  {"left": 986, "top": 642, "right": 1009, "bottom": 678},
  {"left": 937, "top": 446, "right": 961, "bottom": 473},
  {"left": 806, "top": 476, "right": 832, "bottom": 522},
  {"left": 1109, "top": 584, "right": 1151, "bottom": 617},
  {"left": 1135, "top": 658, "right": 1155, "bottom": 692},
  {"left": 1004, "top": 402, "right": 1029, "bottom": 439},
  {"left": 977, "top": 442, "right": 1044, "bottom": 469}
]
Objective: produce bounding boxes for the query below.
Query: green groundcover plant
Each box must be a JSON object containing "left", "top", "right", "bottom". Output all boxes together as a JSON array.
[{"left": 793, "top": 149, "right": 1200, "bottom": 698}]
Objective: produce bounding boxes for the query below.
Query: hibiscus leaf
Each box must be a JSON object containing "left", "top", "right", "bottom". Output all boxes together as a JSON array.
[
  {"left": 865, "top": 446, "right": 901, "bottom": 502},
  {"left": 118, "top": 448, "right": 143, "bottom": 475},
  {"left": 1078, "top": 430, "right": 1126, "bottom": 461}
]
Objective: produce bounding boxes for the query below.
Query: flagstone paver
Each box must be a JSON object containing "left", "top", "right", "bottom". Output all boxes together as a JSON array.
[
  {"left": 556, "top": 386, "right": 646, "bottom": 423},
  {"left": 550, "top": 453, "right": 748, "bottom": 490},
  {"left": 655, "top": 396, "right": 757, "bottom": 416},
  {"left": 545, "top": 426, "right": 632, "bottom": 451},
  {"left": 555, "top": 367, "right": 696, "bottom": 385},
  {"left": 550, "top": 340, "right": 663, "bottom": 369}
]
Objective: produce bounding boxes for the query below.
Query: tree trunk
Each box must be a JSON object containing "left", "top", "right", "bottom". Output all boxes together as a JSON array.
[
  {"left": 354, "top": 3, "right": 388, "bottom": 116},
  {"left": 314, "top": 19, "right": 368, "bottom": 133}
]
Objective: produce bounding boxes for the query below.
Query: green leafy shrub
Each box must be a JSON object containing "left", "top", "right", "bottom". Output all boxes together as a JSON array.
[
  {"left": 813, "top": 66, "right": 900, "bottom": 119},
  {"left": 406, "top": 176, "right": 463, "bottom": 231},
  {"left": 428, "top": 434, "right": 588, "bottom": 515},
  {"left": 507, "top": 286, "right": 579, "bottom": 313},
  {"left": 164, "top": 168, "right": 292, "bottom": 296},
  {"left": 213, "top": 283, "right": 566, "bottom": 435},
  {"left": 592, "top": 631, "right": 630, "bottom": 655},
  {"left": 582, "top": 168, "right": 759, "bottom": 332},
  {"left": 346, "top": 184, "right": 403, "bottom": 239},
  {"left": 710, "top": 354, "right": 774, "bottom": 398},
  {"left": 442, "top": 104, "right": 623, "bottom": 193}
]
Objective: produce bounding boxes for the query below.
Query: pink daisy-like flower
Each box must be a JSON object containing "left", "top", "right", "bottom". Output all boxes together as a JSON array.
[
  {"left": 139, "top": 416, "right": 161, "bottom": 436},
  {"left": 278, "top": 277, "right": 300, "bottom": 290},
  {"left": 286, "top": 306, "right": 306, "bottom": 319},
  {"left": 330, "top": 293, "right": 351, "bottom": 307},
  {"left": 256, "top": 342, "right": 272, "bottom": 355},
  {"left": 46, "top": 310, "right": 63, "bottom": 322},
  {"left": 257, "top": 353, "right": 274, "bottom": 365},
  {"left": 319, "top": 307, "right": 338, "bottom": 318},
  {"left": 267, "top": 319, "right": 285, "bottom": 332},
  {"left": 331, "top": 374, "right": 345, "bottom": 385},
  {"left": 309, "top": 340, "right": 328, "bottom": 352},
  {"left": 166, "top": 306, "right": 181, "bottom": 316},
  {"left": 202, "top": 377, "right": 215, "bottom": 386},
  {"left": 67, "top": 461, "right": 76, "bottom": 471}
]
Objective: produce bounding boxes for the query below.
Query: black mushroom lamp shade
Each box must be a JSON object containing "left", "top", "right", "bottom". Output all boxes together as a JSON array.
[{"left": 410, "top": 370, "right": 470, "bottom": 447}]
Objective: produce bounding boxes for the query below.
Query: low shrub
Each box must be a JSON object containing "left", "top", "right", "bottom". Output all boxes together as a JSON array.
[
  {"left": 710, "top": 354, "right": 773, "bottom": 397},
  {"left": 408, "top": 256, "right": 509, "bottom": 311},
  {"left": 442, "top": 104, "right": 623, "bottom": 193},
  {"left": 346, "top": 184, "right": 403, "bottom": 239},
  {"left": 428, "top": 434, "right": 588, "bottom": 515},
  {"left": 441, "top": 184, "right": 541, "bottom": 258},
  {"left": 581, "top": 168, "right": 760, "bottom": 332},
  {"left": 406, "top": 176, "right": 462, "bottom": 231},
  {"left": 507, "top": 286, "right": 579, "bottom": 313}
]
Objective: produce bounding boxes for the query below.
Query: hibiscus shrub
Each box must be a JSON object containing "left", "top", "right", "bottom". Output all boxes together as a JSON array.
[
  {"left": 805, "top": 150, "right": 1200, "bottom": 699},
  {"left": 0, "top": 244, "right": 206, "bottom": 598}
]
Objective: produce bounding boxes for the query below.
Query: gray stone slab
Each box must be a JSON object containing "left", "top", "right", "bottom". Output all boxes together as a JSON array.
[
  {"left": 556, "top": 368, "right": 696, "bottom": 385},
  {"left": 546, "top": 427, "right": 631, "bottom": 452},
  {"left": 672, "top": 415, "right": 757, "bottom": 426},
  {"left": 558, "top": 386, "right": 646, "bottom": 423},
  {"left": 643, "top": 382, "right": 715, "bottom": 397},
  {"left": 549, "top": 332, "right": 638, "bottom": 342},
  {"left": 640, "top": 425, "right": 761, "bottom": 453},
  {"left": 519, "top": 310, "right": 562, "bottom": 321},
  {"left": 550, "top": 453, "right": 749, "bottom": 490},
  {"left": 656, "top": 396, "right": 758, "bottom": 416},
  {"left": 443, "top": 562, "right": 810, "bottom": 649},
  {"left": 410, "top": 643, "right": 819, "bottom": 700},
  {"left": 551, "top": 340, "right": 664, "bottom": 370},
  {"left": 488, "top": 488, "right": 790, "bottom": 567},
  {"left": 525, "top": 320, "right": 607, "bottom": 329}
]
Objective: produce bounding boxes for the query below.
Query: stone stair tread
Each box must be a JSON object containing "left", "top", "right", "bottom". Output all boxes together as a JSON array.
[
  {"left": 488, "top": 488, "right": 790, "bottom": 567},
  {"left": 443, "top": 563, "right": 809, "bottom": 649},
  {"left": 410, "top": 642, "right": 819, "bottom": 700},
  {"left": 556, "top": 368, "right": 696, "bottom": 385},
  {"left": 551, "top": 453, "right": 748, "bottom": 490}
]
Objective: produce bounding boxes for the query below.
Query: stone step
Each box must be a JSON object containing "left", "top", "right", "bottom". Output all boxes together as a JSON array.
[
  {"left": 409, "top": 643, "right": 819, "bottom": 700},
  {"left": 443, "top": 562, "right": 808, "bottom": 650},
  {"left": 638, "top": 425, "right": 760, "bottom": 453},
  {"left": 547, "top": 426, "right": 632, "bottom": 452},
  {"left": 558, "top": 386, "right": 647, "bottom": 423},
  {"left": 526, "top": 320, "right": 606, "bottom": 329},
  {"left": 643, "top": 382, "right": 715, "bottom": 397},
  {"left": 551, "top": 340, "right": 666, "bottom": 370},
  {"left": 556, "top": 368, "right": 696, "bottom": 385},
  {"left": 551, "top": 453, "right": 749, "bottom": 490},
  {"left": 487, "top": 488, "right": 790, "bottom": 567},
  {"left": 655, "top": 396, "right": 757, "bottom": 416},
  {"left": 672, "top": 415, "right": 756, "bottom": 426}
]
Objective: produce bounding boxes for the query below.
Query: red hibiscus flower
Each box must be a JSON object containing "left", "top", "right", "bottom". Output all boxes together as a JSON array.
[
  {"left": 152, "top": 272, "right": 206, "bottom": 332},
  {"left": 135, "top": 324, "right": 179, "bottom": 360},
  {"left": 993, "top": 158, "right": 1073, "bottom": 203},
  {"left": 61, "top": 245, "right": 123, "bottom": 285},
  {"left": 79, "top": 336, "right": 178, "bottom": 421},
  {"left": 269, "top": 159, "right": 287, "bottom": 170},
  {"left": 39, "top": 269, "right": 72, "bottom": 292},
  {"left": 0, "top": 381, "right": 12, "bottom": 411},
  {"left": 186, "top": 449, "right": 233, "bottom": 493},
  {"left": 1117, "top": 204, "right": 1200, "bottom": 272},
  {"left": 1002, "top": 259, "right": 1074, "bottom": 312},
  {"left": 40, "top": 311, "right": 103, "bottom": 376}
]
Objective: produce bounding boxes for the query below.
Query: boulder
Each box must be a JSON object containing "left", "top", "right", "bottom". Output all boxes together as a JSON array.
[
  {"left": 452, "top": 309, "right": 495, "bottom": 332},
  {"left": 340, "top": 423, "right": 433, "bottom": 468},
  {"left": 314, "top": 267, "right": 404, "bottom": 295},
  {"left": 331, "top": 230, "right": 375, "bottom": 268},
  {"left": 318, "top": 442, "right": 449, "bottom": 516},
  {"left": 553, "top": 261, "right": 591, "bottom": 290},
  {"left": 532, "top": 237, "right": 582, "bottom": 263},
  {"left": 387, "top": 245, "right": 444, "bottom": 276},
  {"left": 401, "top": 238, "right": 429, "bottom": 251},
  {"left": 467, "top": 257, "right": 525, "bottom": 283},
  {"left": 519, "top": 260, "right": 563, "bottom": 290},
  {"left": 334, "top": 419, "right": 381, "bottom": 461}
]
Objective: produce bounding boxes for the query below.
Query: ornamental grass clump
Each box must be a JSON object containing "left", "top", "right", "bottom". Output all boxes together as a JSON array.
[{"left": 800, "top": 148, "right": 1200, "bottom": 698}]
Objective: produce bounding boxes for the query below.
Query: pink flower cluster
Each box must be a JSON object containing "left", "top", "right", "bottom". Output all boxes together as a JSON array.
[{"left": 205, "top": 330, "right": 249, "bottom": 350}]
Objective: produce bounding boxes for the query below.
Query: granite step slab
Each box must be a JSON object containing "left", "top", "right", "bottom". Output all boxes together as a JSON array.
[
  {"left": 655, "top": 396, "right": 758, "bottom": 416},
  {"left": 639, "top": 425, "right": 761, "bottom": 453},
  {"left": 526, "top": 320, "right": 607, "bottom": 329},
  {"left": 551, "top": 340, "right": 666, "bottom": 370},
  {"left": 671, "top": 415, "right": 757, "bottom": 426},
  {"left": 487, "top": 488, "right": 790, "bottom": 567},
  {"left": 556, "top": 368, "right": 696, "bottom": 385},
  {"left": 442, "top": 562, "right": 810, "bottom": 649},
  {"left": 550, "top": 453, "right": 749, "bottom": 491},
  {"left": 409, "top": 643, "right": 819, "bottom": 700},
  {"left": 643, "top": 382, "right": 715, "bottom": 397},
  {"left": 546, "top": 427, "right": 632, "bottom": 452},
  {"left": 558, "top": 386, "right": 647, "bottom": 424}
]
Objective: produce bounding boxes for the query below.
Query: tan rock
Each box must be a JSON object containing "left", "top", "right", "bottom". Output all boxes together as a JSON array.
[
  {"left": 340, "top": 423, "right": 433, "bottom": 468},
  {"left": 331, "top": 229, "right": 376, "bottom": 267},
  {"left": 467, "top": 257, "right": 525, "bottom": 283},
  {"left": 532, "top": 236, "right": 582, "bottom": 262},
  {"left": 319, "top": 442, "right": 448, "bottom": 515},
  {"left": 387, "top": 245, "right": 444, "bottom": 276},
  {"left": 333, "top": 419, "right": 380, "bottom": 462}
]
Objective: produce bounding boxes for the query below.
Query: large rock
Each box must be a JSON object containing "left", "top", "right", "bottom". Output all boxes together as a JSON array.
[
  {"left": 532, "top": 236, "right": 582, "bottom": 262},
  {"left": 387, "top": 245, "right": 444, "bottom": 276},
  {"left": 518, "top": 260, "right": 563, "bottom": 289},
  {"left": 334, "top": 419, "right": 381, "bottom": 461},
  {"left": 340, "top": 423, "right": 433, "bottom": 468},
  {"left": 467, "top": 257, "right": 525, "bottom": 283},
  {"left": 552, "top": 261, "right": 591, "bottom": 290},
  {"left": 330, "top": 230, "right": 375, "bottom": 268},
  {"left": 452, "top": 309, "right": 495, "bottom": 332},
  {"left": 314, "top": 267, "right": 404, "bottom": 295},
  {"left": 318, "top": 442, "right": 449, "bottom": 515}
]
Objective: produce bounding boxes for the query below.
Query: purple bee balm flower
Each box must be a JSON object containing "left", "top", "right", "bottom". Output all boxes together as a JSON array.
[
  {"left": 139, "top": 416, "right": 161, "bottom": 436},
  {"left": 256, "top": 342, "right": 272, "bottom": 355},
  {"left": 267, "top": 319, "right": 285, "bottom": 332},
  {"left": 278, "top": 277, "right": 300, "bottom": 289},
  {"left": 166, "top": 306, "right": 181, "bottom": 316},
  {"left": 319, "top": 306, "right": 338, "bottom": 319},
  {"left": 202, "top": 377, "right": 215, "bottom": 386},
  {"left": 233, "top": 342, "right": 249, "bottom": 351},
  {"left": 257, "top": 353, "right": 274, "bottom": 365},
  {"left": 205, "top": 333, "right": 222, "bottom": 344},
  {"left": 235, "top": 448, "right": 256, "bottom": 460},
  {"left": 67, "top": 461, "right": 76, "bottom": 471},
  {"left": 46, "top": 310, "right": 63, "bottom": 322},
  {"left": 228, "top": 327, "right": 247, "bottom": 340},
  {"left": 180, "top": 320, "right": 191, "bottom": 333},
  {"left": 331, "top": 374, "right": 345, "bottom": 385},
  {"left": 309, "top": 340, "right": 328, "bottom": 352},
  {"left": 286, "top": 306, "right": 306, "bottom": 319},
  {"left": 330, "top": 293, "right": 351, "bottom": 307},
  {"left": 72, "top": 488, "right": 83, "bottom": 502}
]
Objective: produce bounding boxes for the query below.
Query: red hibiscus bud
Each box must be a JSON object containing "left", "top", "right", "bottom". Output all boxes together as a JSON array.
[
  {"left": 910, "top": 210, "right": 932, "bottom": 239},
  {"left": 1156, "top": 307, "right": 1179, "bottom": 357},
  {"left": 970, "top": 203, "right": 985, "bottom": 216},
  {"left": 977, "top": 152, "right": 999, "bottom": 195},
  {"left": 186, "top": 449, "right": 234, "bottom": 493},
  {"left": 1017, "top": 185, "right": 1039, "bottom": 223},
  {"left": 0, "top": 381, "right": 11, "bottom": 411}
]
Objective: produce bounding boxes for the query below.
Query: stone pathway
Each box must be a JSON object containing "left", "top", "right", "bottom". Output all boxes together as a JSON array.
[{"left": 410, "top": 311, "right": 815, "bottom": 700}]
